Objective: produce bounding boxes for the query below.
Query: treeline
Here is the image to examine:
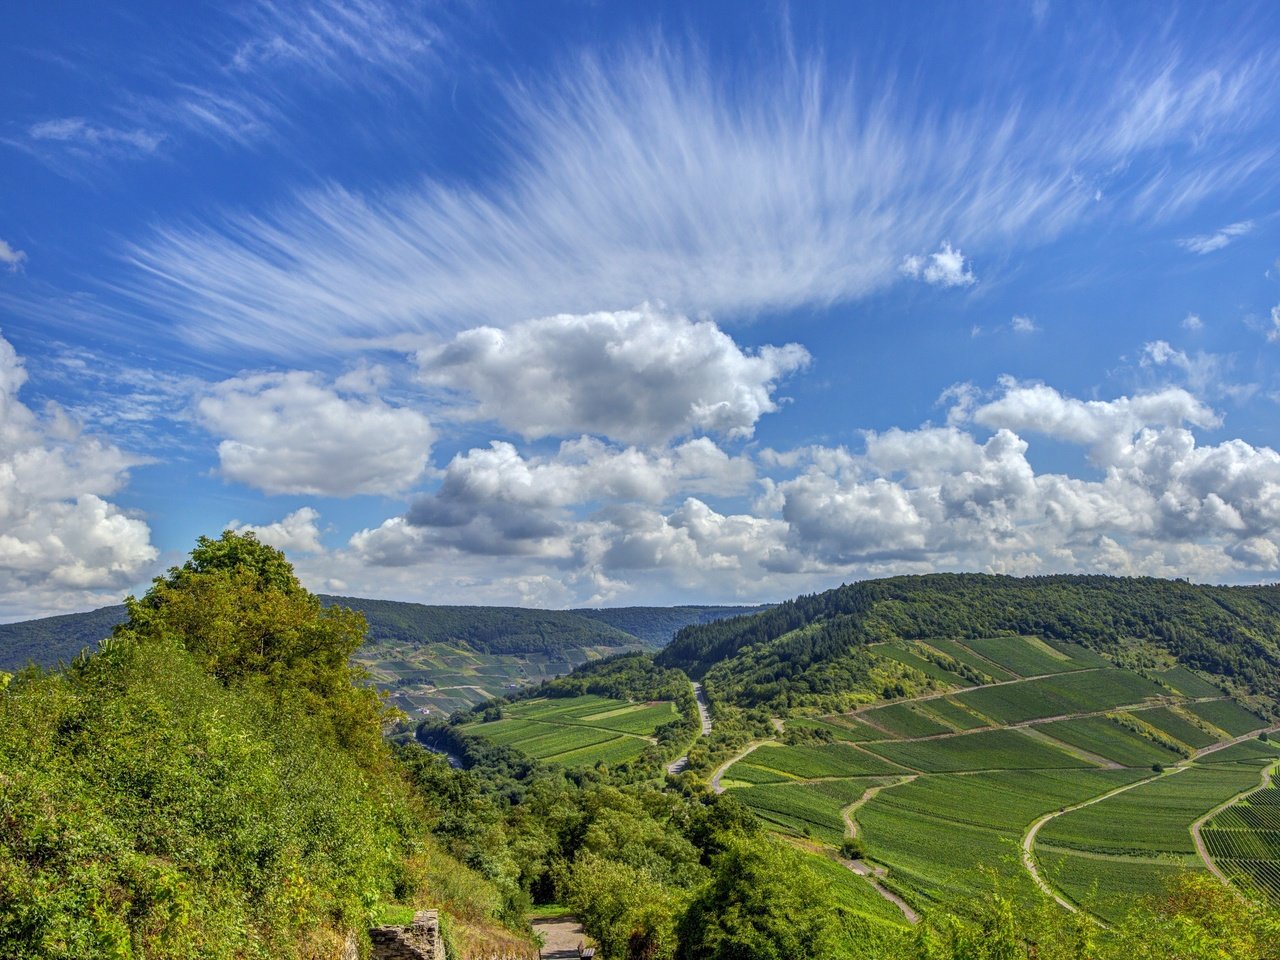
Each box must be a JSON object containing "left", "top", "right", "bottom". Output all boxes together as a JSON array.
[{"left": 659, "top": 574, "right": 1280, "bottom": 710}]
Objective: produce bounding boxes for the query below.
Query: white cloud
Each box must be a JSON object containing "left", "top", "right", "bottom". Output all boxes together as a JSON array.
[
  {"left": 1139, "top": 340, "right": 1254, "bottom": 401},
  {"left": 197, "top": 371, "right": 434, "bottom": 496},
  {"left": 1269, "top": 305, "right": 1280, "bottom": 344},
  {"left": 28, "top": 118, "right": 166, "bottom": 157},
  {"left": 0, "top": 239, "right": 27, "bottom": 272},
  {"left": 229, "top": 507, "right": 324, "bottom": 554},
  {"left": 1011, "top": 315, "right": 1038, "bottom": 333},
  {"left": 0, "top": 335, "right": 157, "bottom": 619},
  {"left": 901, "top": 242, "right": 977, "bottom": 288},
  {"left": 117, "top": 41, "right": 1275, "bottom": 354},
  {"left": 1182, "top": 313, "right": 1203, "bottom": 331},
  {"left": 1177, "top": 219, "right": 1254, "bottom": 254},
  {"left": 417, "top": 306, "right": 809, "bottom": 444}
]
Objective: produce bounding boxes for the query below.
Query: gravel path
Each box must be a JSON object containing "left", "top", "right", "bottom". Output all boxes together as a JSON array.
[{"left": 533, "top": 917, "right": 590, "bottom": 959}]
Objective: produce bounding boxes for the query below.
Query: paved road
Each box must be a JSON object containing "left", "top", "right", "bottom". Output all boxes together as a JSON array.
[{"left": 667, "top": 681, "right": 713, "bottom": 774}]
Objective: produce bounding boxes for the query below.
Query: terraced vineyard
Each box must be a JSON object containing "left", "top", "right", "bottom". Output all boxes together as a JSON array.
[
  {"left": 1200, "top": 759, "right": 1280, "bottom": 903},
  {"left": 719, "top": 632, "right": 1276, "bottom": 922},
  {"left": 463, "top": 694, "right": 678, "bottom": 768}
]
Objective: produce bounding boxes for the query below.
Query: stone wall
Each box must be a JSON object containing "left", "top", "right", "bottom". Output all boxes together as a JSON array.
[{"left": 370, "top": 910, "right": 446, "bottom": 960}]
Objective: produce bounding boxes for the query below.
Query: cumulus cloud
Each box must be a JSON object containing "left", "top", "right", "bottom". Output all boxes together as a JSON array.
[
  {"left": 1011, "top": 315, "right": 1038, "bottom": 333},
  {"left": 1177, "top": 219, "right": 1254, "bottom": 254},
  {"left": 900, "top": 242, "right": 977, "bottom": 288},
  {"left": 197, "top": 371, "right": 434, "bottom": 496},
  {"left": 0, "top": 238, "right": 27, "bottom": 272},
  {"left": 0, "top": 335, "right": 157, "bottom": 618},
  {"left": 116, "top": 39, "right": 1276, "bottom": 353},
  {"left": 385, "top": 436, "right": 755, "bottom": 558},
  {"left": 1182, "top": 313, "right": 1203, "bottom": 331},
  {"left": 228, "top": 507, "right": 324, "bottom": 554},
  {"left": 417, "top": 306, "right": 809, "bottom": 444}
]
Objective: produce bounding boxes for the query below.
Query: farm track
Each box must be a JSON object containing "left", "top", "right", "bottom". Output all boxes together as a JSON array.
[
  {"left": 836, "top": 775, "right": 921, "bottom": 924},
  {"left": 711, "top": 741, "right": 767, "bottom": 793},
  {"left": 1021, "top": 766, "right": 1185, "bottom": 920}
]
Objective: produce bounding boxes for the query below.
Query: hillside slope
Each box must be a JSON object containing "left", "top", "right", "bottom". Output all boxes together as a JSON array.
[
  {"left": 657, "top": 574, "right": 1280, "bottom": 710},
  {"left": 570, "top": 604, "right": 767, "bottom": 646}
]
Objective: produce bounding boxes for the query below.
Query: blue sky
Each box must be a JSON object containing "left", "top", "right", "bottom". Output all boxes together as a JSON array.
[{"left": 3, "top": 1, "right": 1280, "bottom": 619}]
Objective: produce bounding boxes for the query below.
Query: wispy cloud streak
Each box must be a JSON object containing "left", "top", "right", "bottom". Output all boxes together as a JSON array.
[{"left": 118, "top": 37, "right": 1279, "bottom": 355}]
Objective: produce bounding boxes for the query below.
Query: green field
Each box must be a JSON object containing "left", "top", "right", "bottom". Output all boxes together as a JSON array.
[
  {"left": 917, "top": 638, "right": 1018, "bottom": 681},
  {"left": 1183, "top": 698, "right": 1268, "bottom": 737},
  {"left": 950, "top": 668, "right": 1166, "bottom": 724},
  {"left": 463, "top": 694, "right": 676, "bottom": 768},
  {"left": 1133, "top": 705, "right": 1220, "bottom": 749},
  {"left": 857, "top": 701, "right": 956, "bottom": 737},
  {"left": 1202, "top": 767, "right": 1280, "bottom": 903},
  {"left": 872, "top": 643, "right": 970, "bottom": 686},
  {"left": 953, "top": 635, "right": 1104, "bottom": 677},
  {"left": 730, "top": 777, "right": 888, "bottom": 844},
  {"left": 1038, "top": 715, "right": 1185, "bottom": 767},
  {"left": 730, "top": 742, "right": 909, "bottom": 780},
  {"left": 861, "top": 727, "right": 1091, "bottom": 772},
  {"left": 855, "top": 769, "right": 1145, "bottom": 907}
]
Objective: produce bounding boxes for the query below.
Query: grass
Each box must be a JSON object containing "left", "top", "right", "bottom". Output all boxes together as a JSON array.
[
  {"left": 860, "top": 728, "right": 1089, "bottom": 772},
  {"left": 872, "top": 643, "right": 970, "bottom": 685},
  {"left": 915, "top": 696, "right": 990, "bottom": 731},
  {"left": 788, "top": 716, "right": 892, "bottom": 742},
  {"left": 800, "top": 848, "right": 912, "bottom": 926},
  {"left": 1152, "top": 666, "right": 1223, "bottom": 699}
]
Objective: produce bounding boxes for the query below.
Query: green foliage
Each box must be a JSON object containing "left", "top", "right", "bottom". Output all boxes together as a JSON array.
[
  {"left": 569, "top": 605, "right": 768, "bottom": 648},
  {"left": 0, "top": 532, "right": 521, "bottom": 959}
]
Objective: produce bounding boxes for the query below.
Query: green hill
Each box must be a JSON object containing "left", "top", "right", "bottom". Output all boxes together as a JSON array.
[{"left": 657, "top": 573, "right": 1280, "bottom": 712}]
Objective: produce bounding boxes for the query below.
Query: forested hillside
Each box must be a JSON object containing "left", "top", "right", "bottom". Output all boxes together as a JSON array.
[
  {"left": 658, "top": 574, "right": 1280, "bottom": 710},
  {"left": 569, "top": 605, "right": 767, "bottom": 647}
]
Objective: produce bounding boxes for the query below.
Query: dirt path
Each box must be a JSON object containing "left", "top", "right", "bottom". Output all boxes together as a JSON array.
[
  {"left": 1021, "top": 767, "right": 1186, "bottom": 918},
  {"left": 841, "top": 775, "right": 917, "bottom": 839},
  {"left": 710, "top": 741, "right": 767, "bottom": 793},
  {"left": 835, "top": 775, "right": 921, "bottom": 924},
  {"left": 533, "top": 916, "right": 591, "bottom": 959},
  {"left": 1192, "top": 755, "right": 1280, "bottom": 891}
]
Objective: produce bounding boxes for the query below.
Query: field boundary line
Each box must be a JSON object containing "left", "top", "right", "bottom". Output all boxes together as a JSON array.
[{"left": 1021, "top": 765, "right": 1187, "bottom": 923}]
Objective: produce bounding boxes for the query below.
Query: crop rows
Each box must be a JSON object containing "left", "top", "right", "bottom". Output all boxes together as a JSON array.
[
  {"left": 915, "top": 696, "right": 989, "bottom": 730},
  {"left": 862, "top": 727, "right": 1088, "bottom": 772},
  {"left": 951, "top": 668, "right": 1165, "bottom": 725},
  {"left": 1038, "top": 715, "right": 1183, "bottom": 767},
  {"left": 1132, "top": 706, "right": 1219, "bottom": 749},
  {"left": 1201, "top": 768, "right": 1280, "bottom": 901},
  {"left": 1152, "top": 665, "right": 1223, "bottom": 699},
  {"left": 1039, "top": 763, "right": 1262, "bottom": 855},
  {"left": 918, "top": 638, "right": 1017, "bottom": 681},
  {"left": 956, "top": 635, "right": 1104, "bottom": 677},
  {"left": 858, "top": 701, "right": 954, "bottom": 737},
  {"left": 731, "top": 777, "right": 887, "bottom": 845},
  {"left": 1183, "top": 699, "right": 1267, "bottom": 737},
  {"left": 873, "top": 643, "right": 970, "bottom": 686},
  {"left": 1035, "top": 848, "right": 1196, "bottom": 924},
  {"left": 1197, "top": 737, "right": 1280, "bottom": 765},
  {"left": 734, "top": 741, "right": 907, "bottom": 779}
]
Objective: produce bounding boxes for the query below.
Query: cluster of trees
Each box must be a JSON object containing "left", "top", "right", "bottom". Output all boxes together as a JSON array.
[
  {"left": 660, "top": 574, "right": 1280, "bottom": 712},
  {"left": 0, "top": 533, "right": 528, "bottom": 959},
  {"left": 570, "top": 606, "right": 767, "bottom": 648}
]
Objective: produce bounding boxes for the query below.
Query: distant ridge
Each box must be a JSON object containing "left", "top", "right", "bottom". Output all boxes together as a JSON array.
[{"left": 0, "top": 595, "right": 761, "bottom": 671}]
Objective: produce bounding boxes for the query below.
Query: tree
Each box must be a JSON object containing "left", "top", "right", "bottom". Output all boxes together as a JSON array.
[{"left": 118, "top": 530, "right": 385, "bottom": 754}]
